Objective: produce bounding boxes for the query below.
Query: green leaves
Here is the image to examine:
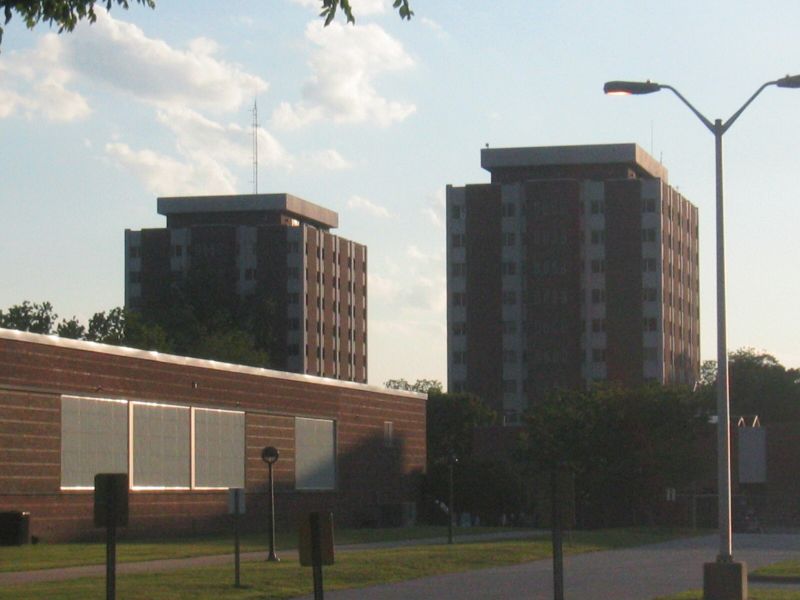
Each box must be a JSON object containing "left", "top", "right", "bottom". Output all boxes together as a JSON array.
[
  {"left": 319, "top": 0, "right": 413, "bottom": 26},
  {"left": 393, "top": 0, "right": 413, "bottom": 20},
  {"left": 0, "top": 0, "right": 155, "bottom": 52}
]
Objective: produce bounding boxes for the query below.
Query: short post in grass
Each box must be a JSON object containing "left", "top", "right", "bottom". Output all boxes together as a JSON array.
[
  {"left": 261, "top": 446, "right": 280, "bottom": 562},
  {"left": 228, "top": 488, "right": 246, "bottom": 587},
  {"left": 550, "top": 464, "right": 574, "bottom": 600},
  {"left": 94, "top": 473, "right": 128, "bottom": 600},
  {"left": 447, "top": 452, "right": 458, "bottom": 545},
  {"left": 299, "top": 512, "right": 335, "bottom": 600}
]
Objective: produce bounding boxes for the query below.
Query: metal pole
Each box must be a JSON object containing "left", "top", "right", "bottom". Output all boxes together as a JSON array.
[
  {"left": 551, "top": 470, "right": 564, "bottom": 600},
  {"left": 448, "top": 462, "right": 454, "bottom": 544},
  {"left": 311, "top": 512, "right": 324, "bottom": 600},
  {"left": 267, "top": 462, "right": 279, "bottom": 562},
  {"left": 234, "top": 489, "right": 241, "bottom": 587},
  {"left": 714, "top": 121, "right": 733, "bottom": 562},
  {"left": 106, "top": 521, "right": 116, "bottom": 600}
]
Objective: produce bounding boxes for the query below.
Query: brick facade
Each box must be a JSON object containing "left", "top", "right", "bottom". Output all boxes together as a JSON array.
[{"left": 0, "top": 329, "right": 424, "bottom": 541}]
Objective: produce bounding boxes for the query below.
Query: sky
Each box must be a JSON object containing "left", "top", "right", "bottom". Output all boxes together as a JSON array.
[{"left": 1, "top": 0, "right": 800, "bottom": 387}]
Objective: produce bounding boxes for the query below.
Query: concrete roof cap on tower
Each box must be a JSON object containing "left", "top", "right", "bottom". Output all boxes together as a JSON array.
[
  {"left": 157, "top": 193, "right": 339, "bottom": 229},
  {"left": 480, "top": 143, "right": 668, "bottom": 182}
]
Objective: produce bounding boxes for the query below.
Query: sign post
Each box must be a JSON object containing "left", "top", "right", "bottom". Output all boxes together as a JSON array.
[
  {"left": 228, "top": 488, "right": 246, "bottom": 587},
  {"left": 299, "top": 512, "right": 334, "bottom": 600},
  {"left": 94, "top": 474, "right": 129, "bottom": 600},
  {"left": 551, "top": 465, "right": 574, "bottom": 600}
]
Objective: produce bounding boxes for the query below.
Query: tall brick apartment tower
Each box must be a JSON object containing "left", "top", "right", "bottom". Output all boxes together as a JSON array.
[
  {"left": 125, "top": 194, "right": 367, "bottom": 383},
  {"left": 447, "top": 144, "right": 699, "bottom": 421}
]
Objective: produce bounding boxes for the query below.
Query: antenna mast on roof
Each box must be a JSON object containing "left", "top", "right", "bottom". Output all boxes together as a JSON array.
[{"left": 252, "top": 98, "right": 259, "bottom": 195}]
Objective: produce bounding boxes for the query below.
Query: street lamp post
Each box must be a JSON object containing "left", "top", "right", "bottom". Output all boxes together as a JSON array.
[
  {"left": 261, "top": 446, "right": 280, "bottom": 562},
  {"left": 604, "top": 74, "right": 800, "bottom": 599}
]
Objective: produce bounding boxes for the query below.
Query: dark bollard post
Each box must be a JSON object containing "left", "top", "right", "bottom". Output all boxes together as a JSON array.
[
  {"left": 94, "top": 474, "right": 128, "bottom": 600},
  {"left": 228, "top": 488, "right": 245, "bottom": 587},
  {"left": 261, "top": 446, "right": 280, "bottom": 562}
]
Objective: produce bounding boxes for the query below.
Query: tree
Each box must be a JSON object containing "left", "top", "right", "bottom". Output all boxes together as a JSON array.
[
  {"left": 190, "top": 328, "right": 269, "bottom": 368},
  {"left": 522, "top": 383, "right": 712, "bottom": 527},
  {"left": 0, "top": 300, "right": 58, "bottom": 334},
  {"left": 86, "top": 306, "right": 172, "bottom": 352},
  {"left": 425, "top": 391, "right": 495, "bottom": 467},
  {"left": 1, "top": 0, "right": 413, "bottom": 51},
  {"left": 698, "top": 348, "right": 800, "bottom": 422},
  {"left": 56, "top": 316, "right": 85, "bottom": 339},
  {"left": 86, "top": 307, "right": 126, "bottom": 344},
  {"left": 384, "top": 378, "right": 442, "bottom": 394}
]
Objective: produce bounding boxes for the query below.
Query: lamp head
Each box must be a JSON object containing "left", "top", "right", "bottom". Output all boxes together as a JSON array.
[
  {"left": 604, "top": 80, "right": 662, "bottom": 95},
  {"left": 776, "top": 74, "right": 800, "bottom": 89},
  {"left": 261, "top": 445, "right": 279, "bottom": 465}
]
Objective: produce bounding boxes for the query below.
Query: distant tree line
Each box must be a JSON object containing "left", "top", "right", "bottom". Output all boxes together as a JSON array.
[
  {"left": 387, "top": 352, "right": 800, "bottom": 528},
  {"left": 0, "top": 298, "right": 275, "bottom": 369}
]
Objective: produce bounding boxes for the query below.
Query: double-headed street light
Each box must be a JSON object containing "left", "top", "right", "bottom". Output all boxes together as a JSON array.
[{"left": 604, "top": 74, "right": 800, "bottom": 598}]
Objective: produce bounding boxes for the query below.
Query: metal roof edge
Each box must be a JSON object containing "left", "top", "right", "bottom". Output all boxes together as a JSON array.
[{"left": 0, "top": 328, "right": 426, "bottom": 401}]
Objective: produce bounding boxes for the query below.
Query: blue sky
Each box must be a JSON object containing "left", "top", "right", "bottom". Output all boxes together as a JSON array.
[{"left": 1, "top": 0, "right": 799, "bottom": 385}]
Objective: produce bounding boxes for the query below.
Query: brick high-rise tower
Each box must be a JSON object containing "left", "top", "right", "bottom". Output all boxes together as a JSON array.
[
  {"left": 125, "top": 194, "right": 367, "bottom": 382},
  {"left": 447, "top": 144, "right": 699, "bottom": 420}
]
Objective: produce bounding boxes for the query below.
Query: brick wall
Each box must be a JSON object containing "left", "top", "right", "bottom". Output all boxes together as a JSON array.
[{"left": 0, "top": 330, "right": 425, "bottom": 541}]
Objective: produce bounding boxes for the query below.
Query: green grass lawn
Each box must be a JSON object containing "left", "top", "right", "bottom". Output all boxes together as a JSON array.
[
  {"left": 655, "top": 558, "right": 800, "bottom": 599},
  {"left": 656, "top": 591, "right": 800, "bottom": 600},
  {"left": 0, "top": 529, "right": 697, "bottom": 600},
  {"left": 0, "top": 525, "right": 527, "bottom": 573},
  {"left": 754, "top": 560, "right": 800, "bottom": 578}
]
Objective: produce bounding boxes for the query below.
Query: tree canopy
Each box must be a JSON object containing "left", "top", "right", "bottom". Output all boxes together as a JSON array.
[
  {"left": 522, "top": 383, "right": 712, "bottom": 527},
  {"left": 0, "top": 299, "right": 274, "bottom": 369},
  {"left": 1, "top": 0, "right": 413, "bottom": 51},
  {"left": 698, "top": 348, "right": 800, "bottom": 421}
]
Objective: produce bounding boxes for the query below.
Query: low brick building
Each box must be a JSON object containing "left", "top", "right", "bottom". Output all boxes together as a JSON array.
[{"left": 0, "top": 328, "right": 426, "bottom": 541}]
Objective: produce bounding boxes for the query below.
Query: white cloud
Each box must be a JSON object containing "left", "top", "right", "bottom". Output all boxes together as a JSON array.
[
  {"left": 106, "top": 108, "right": 297, "bottom": 195},
  {"left": 0, "top": 34, "right": 90, "bottom": 121},
  {"left": 420, "top": 17, "right": 444, "bottom": 33},
  {"left": 306, "top": 148, "right": 352, "bottom": 170},
  {"left": 65, "top": 9, "right": 267, "bottom": 113},
  {"left": 347, "top": 194, "right": 392, "bottom": 218},
  {"left": 156, "top": 107, "right": 293, "bottom": 170},
  {"left": 1, "top": 8, "right": 353, "bottom": 194},
  {"left": 272, "top": 21, "right": 415, "bottom": 128},
  {"left": 106, "top": 142, "right": 237, "bottom": 195},
  {"left": 422, "top": 187, "right": 446, "bottom": 228},
  {"left": 370, "top": 247, "right": 446, "bottom": 314},
  {"left": 0, "top": 9, "right": 264, "bottom": 121}
]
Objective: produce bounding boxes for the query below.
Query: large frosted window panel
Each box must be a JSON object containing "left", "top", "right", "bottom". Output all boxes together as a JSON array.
[
  {"left": 132, "top": 403, "right": 190, "bottom": 488},
  {"left": 194, "top": 408, "right": 245, "bottom": 488},
  {"left": 61, "top": 396, "right": 128, "bottom": 488},
  {"left": 295, "top": 417, "right": 336, "bottom": 490}
]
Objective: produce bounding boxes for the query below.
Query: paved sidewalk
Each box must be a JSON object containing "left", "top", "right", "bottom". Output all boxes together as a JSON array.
[
  {"left": 0, "top": 530, "right": 541, "bottom": 586},
  {"left": 290, "top": 533, "right": 800, "bottom": 600}
]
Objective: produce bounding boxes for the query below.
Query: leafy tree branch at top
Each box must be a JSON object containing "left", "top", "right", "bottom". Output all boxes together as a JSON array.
[{"left": 0, "top": 0, "right": 413, "bottom": 51}]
